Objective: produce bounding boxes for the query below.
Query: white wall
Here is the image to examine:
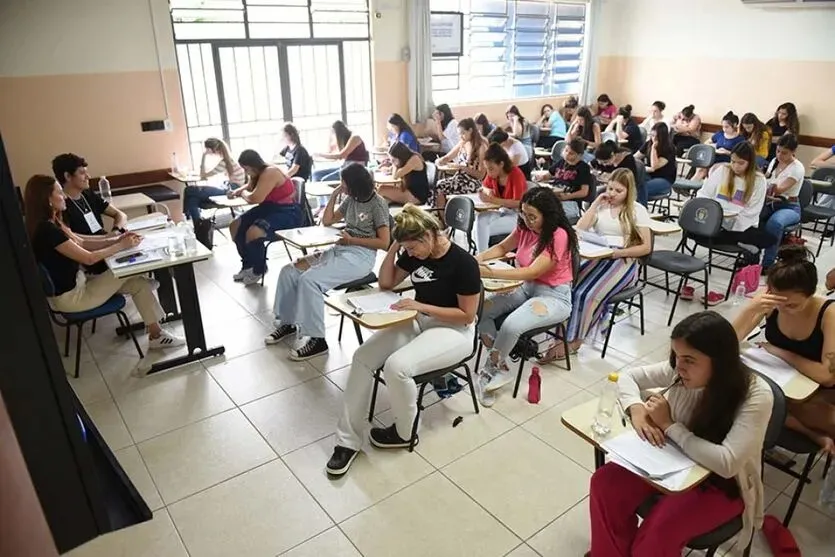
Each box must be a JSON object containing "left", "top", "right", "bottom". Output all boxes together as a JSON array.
[
  {"left": 369, "top": 0, "right": 408, "bottom": 62},
  {"left": 0, "top": 0, "right": 176, "bottom": 76},
  {"left": 595, "top": 0, "right": 835, "bottom": 60}
]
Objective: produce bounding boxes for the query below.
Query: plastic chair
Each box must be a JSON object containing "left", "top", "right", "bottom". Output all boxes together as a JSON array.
[
  {"left": 39, "top": 265, "right": 143, "bottom": 378},
  {"left": 445, "top": 196, "right": 477, "bottom": 254},
  {"left": 550, "top": 140, "right": 567, "bottom": 163},
  {"left": 600, "top": 255, "right": 647, "bottom": 359},
  {"left": 644, "top": 198, "right": 718, "bottom": 325},
  {"left": 799, "top": 176, "right": 835, "bottom": 256},
  {"left": 673, "top": 144, "right": 715, "bottom": 197},
  {"left": 601, "top": 131, "right": 617, "bottom": 144},
  {"left": 262, "top": 177, "right": 311, "bottom": 284},
  {"left": 367, "top": 289, "right": 484, "bottom": 451}
]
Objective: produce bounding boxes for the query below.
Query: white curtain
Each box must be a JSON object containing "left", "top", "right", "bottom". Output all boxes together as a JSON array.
[{"left": 408, "top": 0, "right": 434, "bottom": 123}]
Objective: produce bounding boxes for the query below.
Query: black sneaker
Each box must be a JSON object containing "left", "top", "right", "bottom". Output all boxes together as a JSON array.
[
  {"left": 264, "top": 323, "right": 297, "bottom": 345},
  {"left": 369, "top": 424, "right": 416, "bottom": 449},
  {"left": 326, "top": 446, "right": 358, "bottom": 476},
  {"left": 289, "top": 337, "right": 328, "bottom": 361}
]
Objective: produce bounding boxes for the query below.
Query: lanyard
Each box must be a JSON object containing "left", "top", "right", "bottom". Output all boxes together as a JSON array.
[{"left": 68, "top": 194, "right": 93, "bottom": 214}]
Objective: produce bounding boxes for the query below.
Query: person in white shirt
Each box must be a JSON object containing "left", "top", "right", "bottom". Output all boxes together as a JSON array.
[
  {"left": 588, "top": 311, "right": 772, "bottom": 557},
  {"left": 759, "top": 134, "right": 805, "bottom": 270},
  {"left": 488, "top": 128, "right": 531, "bottom": 179},
  {"left": 639, "top": 100, "right": 670, "bottom": 134},
  {"left": 432, "top": 104, "right": 460, "bottom": 153}
]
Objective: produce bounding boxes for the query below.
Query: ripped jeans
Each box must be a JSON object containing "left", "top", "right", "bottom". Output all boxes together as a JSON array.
[{"left": 478, "top": 282, "right": 573, "bottom": 365}]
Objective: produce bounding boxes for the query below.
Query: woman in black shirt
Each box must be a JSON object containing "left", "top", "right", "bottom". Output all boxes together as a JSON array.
[
  {"left": 25, "top": 175, "right": 184, "bottom": 351},
  {"left": 380, "top": 141, "right": 430, "bottom": 205},
  {"left": 328, "top": 205, "right": 481, "bottom": 476},
  {"left": 635, "top": 122, "right": 676, "bottom": 206},
  {"left": 279, "top": 123, "right": 312, "bottom": 181},
  {"left": 766, "top": 102, "right": 800, "bottom": 161},
  {"left": 604, "top": 104, "right": 643, "bottom": 153}
]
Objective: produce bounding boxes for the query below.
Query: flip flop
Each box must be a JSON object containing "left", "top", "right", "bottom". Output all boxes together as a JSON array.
[{"left": 762, "top": 514, "right": 801, "bottom": 556}]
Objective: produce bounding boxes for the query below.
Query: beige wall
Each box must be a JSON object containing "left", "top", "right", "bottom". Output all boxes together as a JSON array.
[{"left": 591, "top": 0, "right": 835, "bottom": 165}]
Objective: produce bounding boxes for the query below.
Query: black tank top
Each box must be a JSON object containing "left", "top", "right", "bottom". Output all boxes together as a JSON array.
[
  {"left": 765, "top": 299, "right": 834, "bottom": 363},
  {"left": 404, "top": 159, "right": 429, "bottom": 205}
]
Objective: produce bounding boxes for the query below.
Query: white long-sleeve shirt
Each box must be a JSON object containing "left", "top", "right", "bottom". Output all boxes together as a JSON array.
[
  {"left": 618, "top": 361, "right": 773, "bottom": 544},
  {"left": 696, "top": 165, "right": 767, "bottom": 231}
]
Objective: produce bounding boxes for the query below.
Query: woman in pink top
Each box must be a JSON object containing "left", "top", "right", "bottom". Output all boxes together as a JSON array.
[
  {"left": 228, "top": 149, "right": 303, "bottom": 284},
  {"left": 474, "top": 186, "right": 579, "bottom": 401}
]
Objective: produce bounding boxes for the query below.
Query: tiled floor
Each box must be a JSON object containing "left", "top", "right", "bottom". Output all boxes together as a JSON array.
[{"left": 62, "top": 229, "right": 835, "bottom": 557}]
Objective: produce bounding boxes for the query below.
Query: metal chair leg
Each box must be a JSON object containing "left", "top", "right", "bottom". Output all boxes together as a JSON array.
[
  {"left": 667, "top": 276, "right": 685, "bottom": 326},
  {"left": 64, "top": 326, "right": 71, "bottom": 357},
  {"left": 91, "top": 318, "right": 97, "bottom": 335},
  {"left": 408, "top": 383, "right": 429, "bottom": 452},
  {"left": 703, "top": 267, "right": 709, "bottom": 310},
  {"left": 601, "top": 302, "right": 619, "bottom": 359},
  {"left": 638, "top": 293, "right": 645, "bottom": 334},
  {"left": 823, "top": 453, "right": 832, "bottom": 479},
  {"left": 512, "top": 356, "right": 525, "bottom": 398},
  {"left": 560, "top": 324, "right": 571, "bottom": 371},
  {"left": 74, "top": 323, "right": 83, "bottom": 378},
  {"left": 784, "top": 453, "right": 816, "bottom": 526},
  {"left": 118, "top": 312, "right": 144, "bottom": 359},
  {"left": 368, "top": 369, "right": 381, "bottom": 422},
  {"left": 353, "top": 321, "right": 364, "bottom": 345},
  {"left": 463, "top": 364, "right": 480, "bottom": 414},
  {"left": 338, "top": 315, "right": 345, "bottom": 342}
]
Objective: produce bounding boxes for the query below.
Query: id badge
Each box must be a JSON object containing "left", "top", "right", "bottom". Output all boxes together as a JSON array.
[{"left": 84, "top": 211, "right": 102, "bottom": 233}]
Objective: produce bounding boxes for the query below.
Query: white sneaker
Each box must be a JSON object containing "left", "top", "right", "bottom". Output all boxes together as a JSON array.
[
  {"left": 240, "top": 269, "right": 263, "bottom": 286},
  {"left": 148, "top": 329, "right": 185, "bottom": 350},
  {"left": 233, "top": 268, "right": 252, "bottom": 282},
  {"left": 482, "top": 361, "right": 513, "bottom": 393}
]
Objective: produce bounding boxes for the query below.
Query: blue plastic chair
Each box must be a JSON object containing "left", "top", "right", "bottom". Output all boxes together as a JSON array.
[{"left": 39, "top": 265, "right": 143, "bottom": 378}]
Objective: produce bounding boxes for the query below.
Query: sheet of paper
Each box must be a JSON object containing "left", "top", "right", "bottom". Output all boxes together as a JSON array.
[
  {"left": 578, "top": 240, "right": 613, "bottom": 258},
  {"left": 740, "top": 346, "right": 798, "bottom": 387},
  {"left": 283, "top": 226, "right": 341, "bottom": 244},
  {"left": 127, "top": 214, "right": 168, "bottom": 231},
  {"left": 601, "top": 430, "right": 696, "bottom": 479},
  {"left": 487, "top": 260, "right": 514, "bottom": 270},
  {"left": 106, "top": 251, "right": 164, "bottom": 270},
  {"left": 609, "top": 455, "right": 694, "bottom": 491},
  {"left": 347, "top": 291, "right": 404, "bottom": 314},
  {"left": 136, "top": 229, "right": 176, "bottom": 251}
]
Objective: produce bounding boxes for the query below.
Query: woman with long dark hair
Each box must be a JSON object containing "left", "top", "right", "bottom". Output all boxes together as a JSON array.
[
  {"left": 312, "top": 120, "right": 369, "bottom": 181},
  {"left": 381, "top": 141, "right": 429, "bottom": 206},
  {"left": 181, "top": 138, "right": 247, "bottom": 222},
  {"left": 671, "top": 104, "right": 702, "bottom": 156},
  {"left": 506, "top": 104, "right": 533, "bottom": 159},
  {"left": 488, "top": 128, "right": 530, "bottom": 179},
  {"left": 589, "top": 311, "right": 772, "bottom": 556},
  {"left": 594, "top": 94, "right": 618, "bottom": 126},
  {"left": 386, "top": 113, "right": 419, "bottom": 152},
  {"left": 766, "top": 102, "right": 800, "bottom": 161},
  {"left": 434, "top": 118, "right": 488, "bottom": 209},
  {"left": 474, "top": 186, "right": 577, "bottom": 400},
  {"left": 229, "top": 149, "right": 304, "bottom": 284},
  {"left": 760, "top": 134, "right": 805, "bottom": 271},
  {"left": 537, "top": 103, "right": 567, "bottom": 149},
  {"left": 691, "top": 111, "right": 745, "bottom": 181},
  {"left": 474, "top": 113, "right": 495, "bottom": 138},
  {"left": 604, "top": 104, "right": 643, "bottom": 153},
  {"left": 432, "top": 103, "right": 459, "bottom": 153},
  {"left": 25, "top": 175, "right": 184, "bottom": 350},
  {"left": 740, "top": 112, "right": 770, "bottom": 168},
  {"left": 567, "top": 106, "right": 602, "bottom": 155},
  {"left": 635, "top": 122, "right": 676, "bottom": 205},
  {"left": 473, "top": 143, "right": 527, "bottom": 252},
  {"left": 279, "top": 123, "right": 313, "bottom": 181}
]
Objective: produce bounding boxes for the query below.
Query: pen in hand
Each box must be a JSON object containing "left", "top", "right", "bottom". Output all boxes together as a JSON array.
[{"left": 655, "top": 376, "right": 682, "bottom": 398}]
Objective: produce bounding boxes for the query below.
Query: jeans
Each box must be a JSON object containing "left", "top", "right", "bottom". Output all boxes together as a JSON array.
[
  {"left": 273, "top": 245, "right": 376, "bottom": 338},
  {"left": 636, "top": 179, "right": 648, "bottom": 207},
  {"left": 760, "top": 202, "right": 801, "bottom": 267},
  {"left": 590, "top": 463, "right": 744, "bottom": 556},
  {"left": 475, "top": 210, "right": 518, "bottom": 252},
  {"left": 645, "top": 177, "right": 672, "bottom": 202},
  {"left": 182, "top": 184, "right": 231, "bottom": 222},
  {"left": 563, "top": 200, "right": 581, "bottom": 221},
  {"left": 311, "top": 165, "right": 342, "bottom": 182},
  {"left": 479, "top": 282, "right": 572, "bottom": 363},
  {"left": 335, "top": 315, "right": 475, "bottom": 449},
  {"left": 234, "top": 203, "right": 302, "bottom": 275}
]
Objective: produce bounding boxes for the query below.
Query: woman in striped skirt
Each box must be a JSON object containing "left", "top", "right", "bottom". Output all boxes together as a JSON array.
[{"left": 542, "top": 168, "right": 652, "bottom": 359}]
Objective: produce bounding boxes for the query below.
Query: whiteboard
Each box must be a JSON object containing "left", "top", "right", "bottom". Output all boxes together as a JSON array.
[{"left": 430, "top": 12, "right": 463, "bottom": 57}]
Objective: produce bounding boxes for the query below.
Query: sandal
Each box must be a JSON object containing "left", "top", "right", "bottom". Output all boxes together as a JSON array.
[
  {"left": 762, "top": 514, "right": 800, "bottom": 556},
  {"left": 536, "top": 343, "right": 579, "bottom": 365}
]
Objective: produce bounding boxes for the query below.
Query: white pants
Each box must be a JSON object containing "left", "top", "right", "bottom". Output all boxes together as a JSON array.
[
  {"left": 475, "top": 210, "right": 518, "bottom": 252},
  {"left": 335, "top": 315, "right": 474, "bottom": 450}
]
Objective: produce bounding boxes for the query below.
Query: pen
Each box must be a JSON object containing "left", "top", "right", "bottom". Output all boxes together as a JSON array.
[{"left": 656, "top": 376, "right": 682, "bottom": 398}]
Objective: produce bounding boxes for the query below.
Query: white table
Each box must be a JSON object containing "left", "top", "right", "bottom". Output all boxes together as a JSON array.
[
  {"left": 275, "top": 225, "right": 342, "bottom": 255},
  {"left": 306, "top": 181, "right": 340, "bottom": 197},
  {"left": 208, "top": 194, "right": 252, "bottom": 208},
  {"left": 110, "top": 193, "right": 155, "bottom": 213},
  {"left": 108, "top": 228, "right": 224, "bottom": 374}
]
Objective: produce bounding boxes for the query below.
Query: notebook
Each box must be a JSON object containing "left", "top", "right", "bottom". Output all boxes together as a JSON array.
[
  {"left": 578, "top": 229, "right": 624, "bottom": 248},
  {"left": 740, "top": 346, "right": 797, "bottom": 388},
  {"left": 601, "top": 430, "right": 696, "bottom": 479}
]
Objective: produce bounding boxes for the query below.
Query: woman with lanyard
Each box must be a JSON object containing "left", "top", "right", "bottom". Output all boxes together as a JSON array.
[
  {"left": 229, "top": 149, "right": 304, "bottom": 285},
  {"left": 759, "top": 134, "right": 805, "bottom": 273}
]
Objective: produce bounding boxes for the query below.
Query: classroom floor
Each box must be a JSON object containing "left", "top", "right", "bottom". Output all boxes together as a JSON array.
[{"left": 62, "top": 228, "right": 835, "bottom": 557}]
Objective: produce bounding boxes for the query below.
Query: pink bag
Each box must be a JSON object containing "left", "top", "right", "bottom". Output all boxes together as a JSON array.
[{"left": 731, "top": 264, "right": 761, "bottom": 295}]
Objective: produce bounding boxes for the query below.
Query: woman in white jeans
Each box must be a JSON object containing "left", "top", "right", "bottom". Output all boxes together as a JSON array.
[
  {"left": 327, "top": 205, "right": 481, "bottom": 476},
  {"left": 474, "top": 143, "right": 528, "bottom": 252},
  {"left": 25, "top": 175, "right": 183, "bottom": 350},
  {"left": 475, "top": 187, "right": 578, "bottom": 402},
  {"left": 265, "top": 164, "right": 390, "bottom": 361}
]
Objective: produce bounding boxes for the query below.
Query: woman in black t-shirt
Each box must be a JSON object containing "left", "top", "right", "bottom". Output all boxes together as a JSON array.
[
  {"left": 24, "top": 175, "right": 184, "bottom": 351},
  {"left": 635, "top": 122, "right": 676, "bottom": 206},
  {"left": 380, "top": 141, "right": 430, "bottom": 205},
  {"left": 328, "top": 205, "right": 481, "bottom": 476},
  {"left": 279, "top": 123, "right": 312, "bottom": 181},
  {"left": 766, "top": 102, "right": 800, "bottom": 161}
]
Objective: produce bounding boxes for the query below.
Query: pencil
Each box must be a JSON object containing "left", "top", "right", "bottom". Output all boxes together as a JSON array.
[{"left": 657, "top": 376, "right": 682, "bottom": 397}]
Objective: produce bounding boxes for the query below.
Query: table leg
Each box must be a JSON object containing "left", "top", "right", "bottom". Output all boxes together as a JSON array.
[
  {"left": 146, "top": 263, "right": 225, "bottom": 374},
  {"left": 594, "top": 448, "right": 605, "bottom": 470},
  {"left": 115, "top": 269, "right": 181, "bottom": 336}
]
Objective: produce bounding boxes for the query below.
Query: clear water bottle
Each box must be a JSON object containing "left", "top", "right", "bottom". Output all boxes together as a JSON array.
[
  {"left": 820, "top": 466, "right": 835, "bottom": 511},
  {"left": 732, "top": 283, "right": 747, "bottom": 306},
  {"left": 98, "top": 176, "right": 111, "bottom": 201},
  {"left": 170, "top": 152, "right": 179, "bottom": 173},
  {"left": 184, "top": 223, "right": 198, "bottom": 255},
  {"left": 592, "top": 372, "right": 620, "bottom": 436}
]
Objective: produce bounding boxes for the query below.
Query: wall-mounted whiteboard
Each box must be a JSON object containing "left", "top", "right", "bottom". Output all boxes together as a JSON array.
[{"left": 430, "top": 12, "right": 463, "bottom": 57}]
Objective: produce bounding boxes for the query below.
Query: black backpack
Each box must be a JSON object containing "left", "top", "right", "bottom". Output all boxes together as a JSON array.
[{"left": 193, "top": 217, "right": 214, "bottom": 250}]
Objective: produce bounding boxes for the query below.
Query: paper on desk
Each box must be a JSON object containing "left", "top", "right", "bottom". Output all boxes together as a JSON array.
[
  {"left": 578, "top": 230, "right": 623, "bottom": 248},
  {"left": 609, "top": 455, "right": 693, "bottom": 491},
  {"left": 601, "top": 430, "right": 695, "bottom": 479},
  {"left": 347, "top": 291, "right": 403, "bottom": 314},
  {"left": 285, "top": 226, "right": 342, "bottom": 243},
  {"left": 579, "top": 240, "right": 613, "bottom": 258},
  {"left": 740, "top": 346, "right": 797, "bottom": 387},
  {"left": 137, "top": 229, "right": 176, "bottom": 251},
  {"left": 127, "top": 214, "right": 168, "bottom": 231}
]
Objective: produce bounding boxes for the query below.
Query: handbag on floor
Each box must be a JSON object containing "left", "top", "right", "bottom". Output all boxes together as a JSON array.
[
  {"left": 730, "top": 264, "right": 762, "bottom": 296},
  {"left": 193, "top": 217, "right": 215, "bottom": 250}
]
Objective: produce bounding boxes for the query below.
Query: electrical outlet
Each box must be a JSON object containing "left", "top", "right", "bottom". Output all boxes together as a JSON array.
[{"left": 164, "top": 119, "right": 172, "bottom": 131}]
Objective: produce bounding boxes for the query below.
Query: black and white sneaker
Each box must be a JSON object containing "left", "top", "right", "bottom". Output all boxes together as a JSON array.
[
  {"left": 326, "top": 446, "right": 358, "bottom": 476},
  {"left": 264, "top": 324, "right": 297, "bottom": 345},
  {"left": 289, "top": 337, "right": 328, "bottom": 361},
  {"left": 369, "top": 424, "right": 416, "bottom": 449}
]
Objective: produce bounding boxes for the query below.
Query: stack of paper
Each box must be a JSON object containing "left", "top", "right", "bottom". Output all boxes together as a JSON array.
[
  {"left": 601, "top": 430, "right": 695, "bottom": 480},
  {"left": 741, "top": 346, "right": 797, "bottom": 387},
  {"left": 578, "top": 240, "right": 613, "bottom": 258},
  {"left": 127, "top": 213, "right": 168, "bottom": 232},
  {"left": 347, "top": 291, "right": 403, "bottom": 314},
  {"left": 578, "top": 230, "right": 624, "bottom": 248}
]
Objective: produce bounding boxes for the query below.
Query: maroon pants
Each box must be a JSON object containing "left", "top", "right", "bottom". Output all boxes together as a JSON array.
[{"left": 589, "top": 463, "right": 744, "bottom": 557}]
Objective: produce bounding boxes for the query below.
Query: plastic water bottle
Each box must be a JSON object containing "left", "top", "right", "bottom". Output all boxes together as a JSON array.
[
  {"left": 98, "top": 176, "right": 111, "bottom": 201},
  {"left": 528, "top": 366, "right": 541, "bottom": 404},
  {"left": 184, "top": 223, "right": 198, "bottom": 255},
  {"left": 592, "top": 372, "right": 620, "bottom": 436},
  {"left": 820, "top": 466, "right": 835, "bottom": 511},
  {"left": 732, "top": 283, "right": 747, "bottom": 306},
  {"left": 170, "top": 152, "right": 179, "bottom": 173}
]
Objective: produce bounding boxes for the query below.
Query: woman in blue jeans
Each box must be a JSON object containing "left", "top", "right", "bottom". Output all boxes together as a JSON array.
[
  {"left": 229, "top": 149, "right": 303, "bottom": 285},
  {"left": 183, "top": 138, "right": 247, "bottom": 222},
  {"left": 760, "top": 134, "right": 805, "bottom": 270},
  {"left": 635, "top": 122, "right": 677, "bottom": 206}
]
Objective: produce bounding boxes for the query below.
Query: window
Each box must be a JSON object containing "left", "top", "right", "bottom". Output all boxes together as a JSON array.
[{"left": 430, "top": 0, "right": 588, "bottom": 105}]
